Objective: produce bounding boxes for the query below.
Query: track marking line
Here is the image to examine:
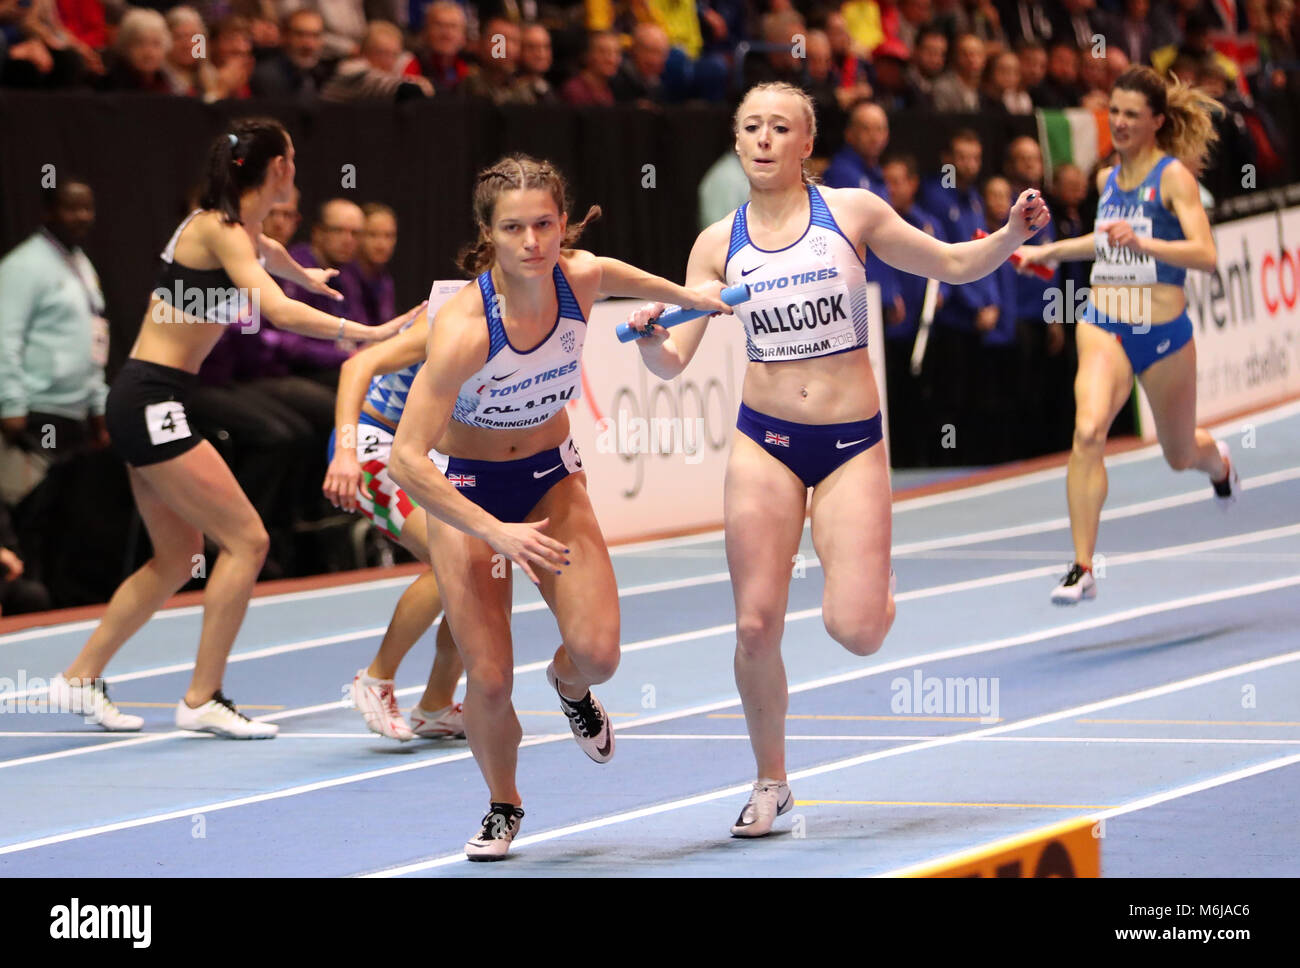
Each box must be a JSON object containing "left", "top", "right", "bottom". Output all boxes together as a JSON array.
[
  {"left": 877, "top": 750, "right": 1300, "bottom": 877},
  {"left": 2, "top": 576, "right": 1295, "bottom": 859},
  {"left": 359, "top": 630, "right": 1300, "bottom": 876}
]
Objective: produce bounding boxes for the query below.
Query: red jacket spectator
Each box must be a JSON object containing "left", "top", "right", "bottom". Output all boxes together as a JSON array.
[{"left": 56, "top": 0, "right": 106, "bottom": 50}]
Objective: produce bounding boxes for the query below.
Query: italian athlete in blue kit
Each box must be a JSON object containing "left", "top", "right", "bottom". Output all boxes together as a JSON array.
[
  {"left": 388, "top": 155, "right": 728, "bottom": 860},
  {"left": 1016, "top": 67, "right": 1241, "bottom": 605},
  {"left": 624, "top": 82, "right": 1052, "bottom": 837}
]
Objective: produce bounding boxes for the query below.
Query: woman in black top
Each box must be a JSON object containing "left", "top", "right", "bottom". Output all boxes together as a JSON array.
[{"left": 50, "top": 118, "right": 419, "bottom": 739}]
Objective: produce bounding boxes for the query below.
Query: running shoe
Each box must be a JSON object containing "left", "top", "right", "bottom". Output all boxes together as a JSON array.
[
  {"left": 1212, "top": 440, "right": 1240, "bottom": 510},
  {"left": 1050, "top": 563, "right": 1096, "bottom": 605},
  {"left": 351, "top": 669, "right": 415, "bottom": 741},
  {"left": 410, "top": 702, "right": 466, "bottom": 739},
  {"left": 730, "top": 778, "right": 794, "bottom": 838},
  {"left": 546, "top": 661, "right": 614, "bottom": 763},
  {"left": 175, "top": 690, "right": 278, "bottom": 739},
  {"left": 48, "top": 674, "right": 143, "bottom": 731},
  {"left": 464, "top": 802, "right": 525, "bottom": 861}
]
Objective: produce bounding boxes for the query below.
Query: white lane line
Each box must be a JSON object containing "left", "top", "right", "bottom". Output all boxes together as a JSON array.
[
  {"left": 7, "top": 500, "right": 1296, "bottom": 711},
  {"left": 4, "top": 526, "right": 1299, "bottom": 771},
  {"left": 0, "top": 574, "right": 1293, "bottom": 858},
  {"left": 612, "top": 734, "right": 1300, "bottom": 746},
  {"left": 877, "top": 749, "right": 1300, "bottom": 877},
  {"left": 893, "top": 465, "right": 1300, "bottom": 556},
  {"left": 366, "top": 643, "right": 1300, "bottom": 877},
  {"left": 7, "top": 397, "right": 1297, "bottom": 648}
]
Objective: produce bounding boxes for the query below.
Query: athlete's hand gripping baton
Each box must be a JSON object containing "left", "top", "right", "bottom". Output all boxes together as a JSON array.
[{"left": 616, "top": 283, "right": 750, "bottom": 343}]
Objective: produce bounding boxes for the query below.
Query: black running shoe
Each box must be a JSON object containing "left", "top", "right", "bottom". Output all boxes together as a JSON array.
[
  {"left": 1050, "top": 563, "right": 1096, "bottom": 604},
  {"left": 546, "top": 662, "right": 614, "bottom": 763},
  {"left": 464, "top": 802, "right": 525, "bottom": 861}
]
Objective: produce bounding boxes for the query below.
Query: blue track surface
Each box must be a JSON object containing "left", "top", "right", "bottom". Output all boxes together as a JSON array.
[{"left": 2, "top": 402, "right": 1298, "bottom": 877}]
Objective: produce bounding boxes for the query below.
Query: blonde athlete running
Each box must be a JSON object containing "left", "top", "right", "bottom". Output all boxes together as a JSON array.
[{"left": 625, "top": 83, "right": 1050, "bottom": 836}]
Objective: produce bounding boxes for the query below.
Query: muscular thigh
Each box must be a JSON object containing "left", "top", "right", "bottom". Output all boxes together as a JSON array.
[
  {"left": 530, "top": 473, "right": 619, "bottom": 652},
  {"left": 810, "top": 439, "right": 892, "bottom": 619},
  {"left": 1137, "top": 338, "right": 1198, "bottom": 456},
  {"left": 1074, "top": 322, "right": 1135, "bottom": 432},
  {"left": 426, "top": 514, "right": 514, "bottom": 673},
  {"left": 725, "top": 433, "right": 808, "bottom": 623},
  {"left": 134, "top": 440, "right": 263, "bottom": 550}
]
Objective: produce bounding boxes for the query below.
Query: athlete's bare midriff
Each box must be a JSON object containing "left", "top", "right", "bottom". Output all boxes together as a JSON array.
[
  {"left": 741, "top": 347, "right": 881, "bottom": 424},
  {"left": 1090, "top": 281, "right": 1187, "bottom": 326},
  {"left": 129, "top": 297, "right": 229, "bottom": 373},
  {"left": 437, "top": 407, "right": 574, "bottom": 462}
]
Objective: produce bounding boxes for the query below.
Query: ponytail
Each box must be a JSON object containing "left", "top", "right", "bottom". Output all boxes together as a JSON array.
[
  {"left": 198, "top": 118, "right": 290, "bottom": 225},
  {"left": 1113, "top": 66, "right": 1220, "bottom": 170}
]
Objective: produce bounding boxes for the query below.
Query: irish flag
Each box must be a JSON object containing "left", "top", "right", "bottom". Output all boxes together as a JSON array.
[{"left": 1036, "top": 109, "right": 1112, "bottom": 188}]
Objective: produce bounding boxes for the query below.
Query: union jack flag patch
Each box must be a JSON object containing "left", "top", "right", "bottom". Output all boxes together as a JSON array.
[
  {"left": 448, "top": 473, "right": 477, "bottom": 488},
  {"left": 764, "top": 430, "right": 790, "bottom": 448}
]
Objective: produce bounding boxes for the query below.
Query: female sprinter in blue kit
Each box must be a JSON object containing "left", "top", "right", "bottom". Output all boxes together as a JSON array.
[
  {"left": 389, "top": 156, "right": 728, "bottom": 860},
  {"left": 1017, "top": 66, "right": 1238, "bottom": 605},
  {"left": 623, "top": 82, "right": 1051, "bottom": 837}
]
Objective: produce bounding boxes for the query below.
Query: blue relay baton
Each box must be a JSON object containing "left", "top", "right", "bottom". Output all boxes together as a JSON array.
[{"left": 616, "top": 283, "right": 750, "bottom": 343}]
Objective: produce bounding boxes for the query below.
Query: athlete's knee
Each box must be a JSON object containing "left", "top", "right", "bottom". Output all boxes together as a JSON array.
[
  {"left": 825, "top": 603, "right": 893, "bottom": 657},
  {"left": 465, "top": 661, "right": 513, "bottom": 705},
  {"left": 1162, "top": 443, "right": 1197, "bottom": 472},
  {"left": 154, "top": 534, "right": 205, "bottom": 586},
  {"left": 735, "top": 609, "right": 784, "bottom": 658},
  {"left": 567, "top": 627, "right": 621, "bottom": 684},
  {"left": 236, "top": 524, "right": 270, "bottom": 565},
  {"left": 1072, "top": 417, "right": 1109, "bottom": 454}
]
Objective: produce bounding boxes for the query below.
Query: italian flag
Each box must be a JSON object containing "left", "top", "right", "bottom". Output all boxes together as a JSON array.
[{"left": 1036, "top": 109, "right": 1112, "bottom": 188}]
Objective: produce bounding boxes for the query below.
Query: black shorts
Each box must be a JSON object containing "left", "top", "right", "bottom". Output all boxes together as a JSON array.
[{"left": 105, "top": 359, "right": 204, "bottom": 467}]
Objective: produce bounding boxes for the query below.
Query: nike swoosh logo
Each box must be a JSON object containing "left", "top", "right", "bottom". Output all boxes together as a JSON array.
[
  {"left": 533, "top": 464, "right": 563, "bottom": 479},
  {"left": 466, "top": 841, "right": 492, "bottom": 849},
  {"left": 777, "top": 792, "right": 792, "bottom": 813},
  {"left": 835, "top": 437, "right": 871, "bottom": 449},
  {"left": 741, "top": 264, "right": 765, "bottom": 276},
  {"left": 490, "top": 370, "right": 520, "bottom": 381},
  {"left": 597, "top": 732, "right": 613, "bottom": 758}
]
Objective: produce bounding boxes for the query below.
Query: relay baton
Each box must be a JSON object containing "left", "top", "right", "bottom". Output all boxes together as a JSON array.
[{"left": 616, "top": 283, "right": 750, "bottom": 343}]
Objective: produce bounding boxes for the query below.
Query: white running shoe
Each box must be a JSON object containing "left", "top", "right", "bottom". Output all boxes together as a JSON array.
[
  {"left": 546, "top": 661, "right": 614, "bottom": 763},
  {"left": 175, "top": 690, "right": 278, "bottom": 739},
  {"left": 351, "top": 669, "right": 415, "bottom": 741},
  {"left": 410, "top": 702, "right": 465, "bottom": 739},
  {"left": 1212, "top": 440, "right": 1240, "bottom": 510},
  {"left": 464, "top": 802, "right": 525, "bottom": 861},
  {"left": 48, "top": 674, "right": 143, "bottom": 731},
  {"left": 730, "top": 778, "right": 794, "bottom": 838},
  {"left": 1050, "top": 563, "right": 1097, "bottom": 605}
]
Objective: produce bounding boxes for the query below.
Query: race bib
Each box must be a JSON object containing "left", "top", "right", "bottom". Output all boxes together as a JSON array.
[
  {"left": 90, "top": 316, "right": 110, "bottom": 368},
  {"left": 144, "top": 401, "right": 191, "bottom": 446},
  {"left": 1092, "top": 217, "right": 1157, "bottom": 286},
  {"left": 355, "top": 422, "right": 393, "bottom": 463}
]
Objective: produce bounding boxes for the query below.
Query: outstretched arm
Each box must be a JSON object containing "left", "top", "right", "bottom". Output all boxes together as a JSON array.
[{"left": 850, "top": 188, "right": 1051, "bottom": 284}]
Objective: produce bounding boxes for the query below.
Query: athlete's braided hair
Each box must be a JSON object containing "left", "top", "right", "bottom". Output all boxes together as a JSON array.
[{"left": 457, "top": 155, "right": 601, "bottom": 276}]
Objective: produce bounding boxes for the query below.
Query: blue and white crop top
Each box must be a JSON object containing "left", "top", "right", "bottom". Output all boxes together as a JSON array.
[
  {"left": 451, "top": 264, "right": 586, "bottom": 431},
  {"left": 1091, "top": 155, "right": 1187, "bottom": 288},
  {"left": 364, "top": 280, "right": 468, "bottom": 425},
  {"left": 153, "top": 210, "right": 267, "bottom": 326},
  {"left": 723, "top": 184, "right": 871, "bottom": 363}
]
